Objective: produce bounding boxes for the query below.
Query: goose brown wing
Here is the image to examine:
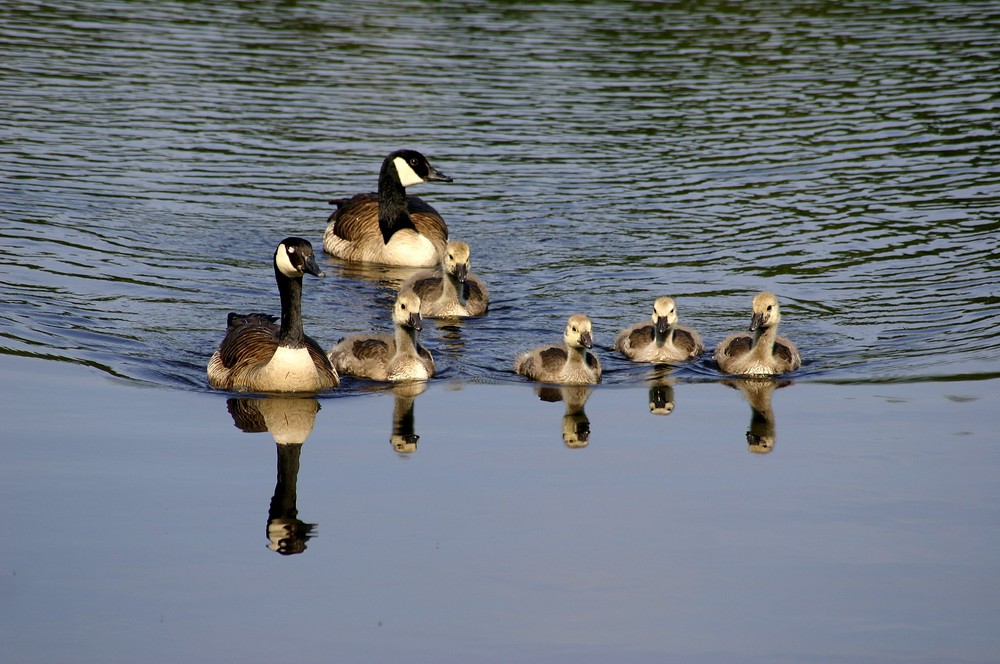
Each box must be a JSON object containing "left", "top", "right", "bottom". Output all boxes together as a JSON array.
[
  {"left": 674, "top": 328, "right": 702, "bottom": 354},
  {"left": 410, "top": 274, "right": 444, "bottom": 301},
  {"left": 351, "top": 337, "right": 391, "bottom": 362},
  {"left": 720, "top": 334, "right": 752, "bottom": 358},
  {"left": 328, "top": 193, "right": 379, "bottom": 242},
  {"left": 409, "top": 198, "right": 448, "bottom": 244},
  {"left": 304, "top": 334, "right": 337, "bottom": 376},
  {"left": 538, "top": 346, "right": 569, "bottom": 372},
  {"left": 218, "top": 321, "right": 279, "bottom": 369},
  {"left": 329, "top": 194, "right": 446, "bottom": 243},
  {"left": 772, "top": 340, "right": 799, "bottom": 367},
  {"left": 626, "top": 324, "right": 654, "bottom": 348}
]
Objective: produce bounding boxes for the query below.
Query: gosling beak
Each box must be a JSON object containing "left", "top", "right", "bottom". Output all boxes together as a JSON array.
[
  {"left": 453, "top": 263, "right": 469, "bottom": 284},
  {"left": 408, "top": 312, "right": 423, "bottom": 332},
  {"left": 655, "top": 316, "right": 670, "bottom": 336},
  {"left": 303, "top": 254, "right": 325, "bottom": 278},
  {"left": 425, "top": 165, "right": 453, "bottom": 183},
  {"left": 749, "top": 311, "right": 763, "bottom": 332},
  {"left": 579, "top": 331, "right": 593, "bottom": 349}
]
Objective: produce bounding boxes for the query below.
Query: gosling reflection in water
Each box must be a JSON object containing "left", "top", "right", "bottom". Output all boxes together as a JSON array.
[
  {"left": 722, "top": 379, "right": 790, "bottom": 454},
  {"left": 536, "top": 385, "right": 592, "bottom": 448},
  {"left": 388, "top": 382, "right": 426, "bottom": 455},
  {"left": 646, "top": 367, "right": 676, "bottom": 416},
  {"left": 226, "top": 397, "right": 319, "bottom": 555}
]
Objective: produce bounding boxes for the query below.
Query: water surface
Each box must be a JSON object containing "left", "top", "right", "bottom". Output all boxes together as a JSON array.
[{"left": 2, "top": 1, "right": 1000, "bottom": 662}]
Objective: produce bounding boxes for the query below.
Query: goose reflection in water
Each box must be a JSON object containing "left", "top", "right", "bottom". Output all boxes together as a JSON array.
[
  {"left": 226, "top": 397, "right": 319, "bottom": 555},
  {"left": 536, "top": 385, "right": 592, "bottom": 449},
  {"left": 722, "top": 379, "right": 791, "bottom": 455},
  {"left": 388, "top": 382, "right": 426, "bottom": 455},
  {"left": 646, "top": 367, "right": 677, "bottom": 416}
]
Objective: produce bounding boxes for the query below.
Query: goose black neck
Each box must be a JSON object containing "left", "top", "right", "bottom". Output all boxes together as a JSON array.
[
  {"left": 378, "top": 160, "right": 416, "bottom": 244},
  {"left": 275, "top": 266, "right": 305, "bottom": 346}
]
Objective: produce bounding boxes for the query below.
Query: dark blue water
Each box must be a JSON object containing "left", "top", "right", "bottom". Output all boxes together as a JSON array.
[{"left": 2, "top": 0, "right": 999, "bottom": 389}]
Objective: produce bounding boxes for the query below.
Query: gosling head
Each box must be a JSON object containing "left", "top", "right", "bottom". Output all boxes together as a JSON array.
[
  {"left": 564, "top": 314, "right": 594, "bottom": 350},
  {"left": 387, "top": 149, "right": 453, "bottom": 188},
  {"left": 749, "top": 291, "right": 781, "bottom": 332},
  {"left": 443, "top": 241, "right": 471, "bottom": 284},
  {"left": 651, "top": 296, "right": 678, "bottom": 336},
  {"left": 274, "top": 237, "right": 324, "bottom": 279},
  {"left": 394, "top": 289, "right": 423, "bottom": 331}
]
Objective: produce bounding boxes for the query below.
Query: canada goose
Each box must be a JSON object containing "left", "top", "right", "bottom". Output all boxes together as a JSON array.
[
  {"left": 323, "top": 149, "right": 453, "bottom": 267},
  {"left": 400, "top": 240, "right": 489, "bottom": 317},
  {"left": 208, "top": 238, "right": 339, "bottom": 393},
  {"left": 714, "top": 292, "right": 801, "bottom": 375},
  {"left": 328, "top": 289, "right": 436, "bottom": 382},
  {"left": 514, "top": 314, "right": 602, "bottom": 385},
  {"left": 614, "top": 296, "right": 704, "bottom": 363}
]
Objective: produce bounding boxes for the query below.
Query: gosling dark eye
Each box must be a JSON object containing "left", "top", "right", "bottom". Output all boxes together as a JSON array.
[{"left": 767, "top": 305, "right": 773, "bottom": 311}]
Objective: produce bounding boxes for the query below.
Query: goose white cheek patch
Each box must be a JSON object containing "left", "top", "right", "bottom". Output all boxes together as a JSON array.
[
  {"left": 393, "top": 157, "right": 424, "bottom": 187},
  {"left": 275, "top": 244, "right": 299, "bottom": 277}
]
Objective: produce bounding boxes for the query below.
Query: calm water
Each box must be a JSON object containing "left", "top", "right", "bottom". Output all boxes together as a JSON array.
[{"left": 2, "top": 1, "right": 1000, "bottom": 661}]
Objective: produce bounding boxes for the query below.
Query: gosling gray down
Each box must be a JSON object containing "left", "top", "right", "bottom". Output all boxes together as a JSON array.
[
  {"left": 614, "top": 296, "right": 704, "bottom": 363},
  {"left": 327, "top": 289, "right": 436, "bottom": 382},
  {"left": 514, "top": 314, "right": 602, "bottom": 385},
  {"left": 714, "top": 291, "right": 802, "bottom": 375},
  {"left": 399, "top": 240, "right": 489, "bottom": 317},
  {"left": 207, "top": 238, "right": 339, "bottom": 393},
  {"left": 323, "top": 149, "right": 453, "bottom": 267}
]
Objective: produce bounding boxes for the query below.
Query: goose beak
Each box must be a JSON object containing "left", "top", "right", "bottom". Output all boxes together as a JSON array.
[
  {"left": 579, "top": 331, "right": 593, "bottom": 349},
  {"left": 408, "top": 312, "right": 423, "bottom": 332},
  {"left": 655, "top": 316, "right": 670, "bottom": 336},
  {"left": 304, "top": 254, "right": 325, "bottom": 278},
  {"left": 425, "top": 165, "right": 453, "bottom": 183},
  {"left": 453, "top": 263, "right": 469, "bottom": 284},
  {"left": 749, "top": 312, "right": 763, "bottom": 332}
]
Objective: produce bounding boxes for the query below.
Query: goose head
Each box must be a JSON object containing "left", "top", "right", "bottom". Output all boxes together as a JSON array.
[
  {"left": 394, "top": 289, "right": 424, "bottom": 331},
  {"left": 274, "top": 237, "right": 324, "bottom": 279},
  {"left": 564, "top": 314, "right": 594, "bottom": 350},
  {"left": 386, "top": 149, "right": 453, "bottom": 188},
  {"left": 651, "top": 296, "right": 678, "bottom": 336},
  {"left": 748, "top": 291, "right": 781, "bottom": 332},
  {"left": 443, "top": 240, "right": 471, "bottom": 283}
]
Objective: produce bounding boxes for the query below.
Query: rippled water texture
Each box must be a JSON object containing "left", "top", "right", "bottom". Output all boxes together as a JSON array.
[{"left": 2, "top": 0, "right": 999, "bottom": 388}]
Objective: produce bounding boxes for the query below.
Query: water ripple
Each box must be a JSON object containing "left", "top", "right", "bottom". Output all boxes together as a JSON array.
[{"left": 2, "top": 0, "right": 999, "bottom": 389}]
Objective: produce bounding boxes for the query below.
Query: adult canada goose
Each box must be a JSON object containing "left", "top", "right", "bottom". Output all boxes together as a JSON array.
[
  {"left": 207, "top": 238, "right": 339, "bottom": 393},
  {"left": 714, "top": 291, "right": 801, "bottom": 375},
  {"left": 614, "top": 296, "right": 704, "bottom": 363},
  {"left": 514, "top": 314, "right": 602, "bottom": 385},
  {"left": 323, "top": 149, "right": 453, "bottom": 267},
  {"left": 400, "top": 240, "right": 489, "bottom": 317},
  {"left": 328, "top": 289, "right": 436, "bottom": 382}
]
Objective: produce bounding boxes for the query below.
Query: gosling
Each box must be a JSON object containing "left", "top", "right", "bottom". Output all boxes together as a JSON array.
[
  {"left": 400, "top": 240, "right": 489, "bottom": 317},
  {"left": 328, "top": 289, "right": 435, "bottom": 382},
  {"left": 714, "top": 291, "right": 801, "bottom": 375},
  {"left": 614, "top": 296, "right": 704, "bottom": 363},
  {"left": 514, "top": 314, "right": 602, "bottom": 385}
]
